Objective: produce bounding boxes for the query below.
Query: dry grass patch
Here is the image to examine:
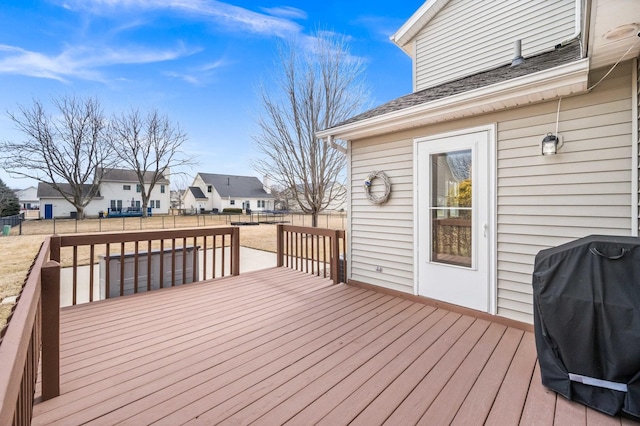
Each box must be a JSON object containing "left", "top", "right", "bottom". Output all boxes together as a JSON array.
[{"left": 0, "top": 234, "right": 46, "bottom": 329}]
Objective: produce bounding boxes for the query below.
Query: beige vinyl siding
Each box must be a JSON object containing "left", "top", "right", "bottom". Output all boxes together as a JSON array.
[
  {"left": 414, "top": 0, "right": 576, "bottom": 91},
  {"left": 496, "top": 64, "right": 632, "bottom": 323},
  {"left": 348, "top": 62, "right": 633, "bottom": 324},
  {"left": 350, "top": 138, "right": 414, "bottom": 293}
]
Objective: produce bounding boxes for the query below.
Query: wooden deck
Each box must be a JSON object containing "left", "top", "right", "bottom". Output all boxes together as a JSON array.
[{"left": 31, "top": 267, "right": 637, "bottom": 425}]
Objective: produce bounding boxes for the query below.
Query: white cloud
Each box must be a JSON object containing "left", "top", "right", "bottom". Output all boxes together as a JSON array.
[
  {"left": 0, "top": 43, "right": 199, "bottom": 83},
  {"left": 261, "top": 6, "right": 307, "bottom": 21},
  {"left": 58, "top": 0, "right": 303, "bottom": 38},
  {"left": 164, "top": 56, "right": 230, "bottom": 86}
]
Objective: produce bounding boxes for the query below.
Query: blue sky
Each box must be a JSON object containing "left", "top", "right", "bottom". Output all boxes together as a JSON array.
[{"left": 0, "top": 0, "right": 419, "bottom": 189}]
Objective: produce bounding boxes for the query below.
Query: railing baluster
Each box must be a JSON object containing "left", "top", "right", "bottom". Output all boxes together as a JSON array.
[
  {"left": 182, "top": 237, "right": 187, "bottom": 285},
  {"left": 147, "top": 240, "right": 152, "bottom": 292},
  {"left": 322, "top": 235, "right": 327, "bottom": 278},
  {"left": 105, "top": 243, "right": 110, "bottom": 298},
  {"left": 134, "top": 241, "right": 139, "bottom": 294},
  {"left": 119, "top": 242, "right": 125, "bottom": 296},
  {"left": 192, "top": 236, "right": 197, "bottom": 283},
  {"left": 221, "top": 234, "right": 226, "bottom": 277},
  {"left": 89, "top": 245, "right": 95, "bottom": 302},
  {"left": 72, "top": 246, "right": 78, "bottom": 305},
  {"left": 171, "top": 238, "right": 176, "bottom": 286},
  {"left": 203, "top": 235, "right": 208, "bottom": 281},
  {"left": 159, "top": 239, "right": 164, "bottom": 289},
  {"left": 305, "top": 233, "right": 309, "bottom": 273},
  {"left": 211, "top": 235, "right": 218, "bottom": 279}
]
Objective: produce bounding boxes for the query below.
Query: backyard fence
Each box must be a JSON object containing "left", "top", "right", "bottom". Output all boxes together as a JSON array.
[
  {"left": 11, "top": 211, "right": 346, "bottom": 236},
  {"left": 0, "top": 214, "right": 24, "bottom": 236}
]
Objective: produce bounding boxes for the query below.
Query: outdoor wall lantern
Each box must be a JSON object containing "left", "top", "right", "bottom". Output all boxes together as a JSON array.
[{"left": 541, "top": 133, "right": 563, "bottom": 156}]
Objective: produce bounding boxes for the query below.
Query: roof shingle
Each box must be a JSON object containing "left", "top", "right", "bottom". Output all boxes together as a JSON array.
[{"left": 331, "top": 40, "right": 582, "bottom": 129}]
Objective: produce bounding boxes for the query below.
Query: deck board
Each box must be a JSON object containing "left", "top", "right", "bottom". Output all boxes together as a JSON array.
[{"left": 30, "top": 267, "right": 639, "bottom": 425}]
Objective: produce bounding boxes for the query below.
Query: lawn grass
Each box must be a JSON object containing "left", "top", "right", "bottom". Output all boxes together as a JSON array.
[{"left": 0, "top": 212, "right": 345, "bottom": 330}]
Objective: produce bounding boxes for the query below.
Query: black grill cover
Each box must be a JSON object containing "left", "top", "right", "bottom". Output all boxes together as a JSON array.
[{"left": 533, "top": 235, "right": 640, "bottom": 420}]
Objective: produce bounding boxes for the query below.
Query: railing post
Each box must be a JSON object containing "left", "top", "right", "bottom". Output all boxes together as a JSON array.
[
  {"left": 331, "top": 229, "right": 340, "bottom": 284},
  {"left": 231, "top": 227, "right": 240, "bottom": 276},
  {"left": 41, "top": 260, "right": 60, "bottom": 401},
  {"left": 50, "top": 235, "right": 61, "bottom": 263},
  {"left": 276, "top": 224, "right": 284, "bottom": 267}
]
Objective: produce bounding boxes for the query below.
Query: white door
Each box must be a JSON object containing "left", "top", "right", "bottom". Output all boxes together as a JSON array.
[{"left": 416, "top": 128, "right": 492, "bottom": 312}]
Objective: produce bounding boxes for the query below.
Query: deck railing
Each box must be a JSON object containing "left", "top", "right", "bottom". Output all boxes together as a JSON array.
[
  {"left": 0, "top": 226, "right": 240, "bottom": 425},
  {"left": 276, "top": 224, "right": 346, "bottom": 284},
  {"left": 51, "top": 227, "right": 240, "bottom": 306},
  {"left": 0, "top": 238, "right": 55, "bottom": 425}
]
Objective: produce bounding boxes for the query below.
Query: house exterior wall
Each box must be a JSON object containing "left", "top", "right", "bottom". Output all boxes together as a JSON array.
[
  {"left": 349, "top": 62, "right": 633, "bottom": 324},
  {"left": 414, "top": 0, "right": 577, "bottom": 91},
  {"left": 636, "top": 58, "right": 640, "bottom": 236},
  {"left": 40, "top": 181, "right": 170, "bottom": 218},
  {"left": 101, "top": 181, "right": 170, "bottom": 215},
  {"left": 38, "top": 196, "right": 106, "bottom": 218},
  {"left": 39, "top": 197, "right": 76, "bottom": 219},
  {"left": 16, "top": 186, "right": 39, "bottom": 209},
  {"left": 185, "top": 174, "right": 273, "bottom": 213}
]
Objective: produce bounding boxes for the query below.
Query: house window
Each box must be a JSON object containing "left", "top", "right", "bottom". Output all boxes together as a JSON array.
[
  {"left": 123, "top": 185, "right": 131, "bottom": 190},
  {"left": 160, "top": 185, "right": 165, "bottom": 194},
  {"left": 156, "top": 200, "right": 160, "bottom": 209},
  {"left": 110, "top": 200, "right": 116, "bottom": 209},
  {"left": 207, "top": 185, "right": 212, "bottom": 193},
  {"left": 136, "top": 184, "right": 142, "bottom": 193},
  {"left": 150, "top": 200, "right": 155, "bottom": 208},
  {"left": 258, "top": 200, "right": 265, "bottom": 208},
  {"left": 230, "top": 200, "right": 235, "bottom": 205}
]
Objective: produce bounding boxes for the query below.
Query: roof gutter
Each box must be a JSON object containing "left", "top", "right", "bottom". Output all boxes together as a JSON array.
[{"left": 317, "top": 57, "right": 589, "bottom": 142}]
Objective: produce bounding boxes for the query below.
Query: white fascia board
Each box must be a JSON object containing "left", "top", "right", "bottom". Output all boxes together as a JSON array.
[
  {"left": 390, "top": 0, "right": 449, "bottom": 56},
  {"left": 317, "top": 58, "right": 589, "bottom": 141}
]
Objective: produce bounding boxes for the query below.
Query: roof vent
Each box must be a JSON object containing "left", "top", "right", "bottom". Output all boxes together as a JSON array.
[{"left": 511, "top": 39, "right": 524, "bottom": 67}]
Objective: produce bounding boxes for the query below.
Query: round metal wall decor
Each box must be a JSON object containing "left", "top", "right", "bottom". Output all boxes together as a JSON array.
[{"left": 364, "top": 170, "right": 391, "bottom": 205}]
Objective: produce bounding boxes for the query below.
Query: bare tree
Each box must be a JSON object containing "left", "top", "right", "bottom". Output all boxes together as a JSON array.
[
  {"left": 108, "top": 108, "right": 191, "bottom": 217},
  {"left": 253, "top": 30, "right": 369, "bottom": 227},
  {"left": 0, "top": 96, "right": 113, "bottom": 218}
]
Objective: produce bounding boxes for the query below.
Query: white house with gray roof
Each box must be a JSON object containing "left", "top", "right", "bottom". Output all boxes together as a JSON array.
[
  {"left": 317, "top": 0, "right": 640, "bottom": 325},
  {"left": 37, "top": 167, "right": 170, "bottom": 218},
  {"left": 183, "top": 173, "right": 273, "bottom": 213}
]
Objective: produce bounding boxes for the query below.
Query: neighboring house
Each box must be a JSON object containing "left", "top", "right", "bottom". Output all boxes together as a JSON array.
[
  {"left": 317, "top": 0, "right": 640, "bottom": 324},
  {"left": 37, "top": 183, "right": 103, "bottom": 219},
  {"left": 98, "top": 168, "right": 170, "bottom": 216},
  {"left": 37, "top": 168, "right": 170, "bottom": 218},
  {"left": 14, "top": 186, "right": 39, "bottom": 210},
  {"left": 183, "top": 173, "right": 274, "bottom": 213}
]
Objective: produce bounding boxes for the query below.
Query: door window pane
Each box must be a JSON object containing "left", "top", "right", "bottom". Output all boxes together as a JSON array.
[{"left": 430, "top": 150, "right": 472, "bottom": 267}]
